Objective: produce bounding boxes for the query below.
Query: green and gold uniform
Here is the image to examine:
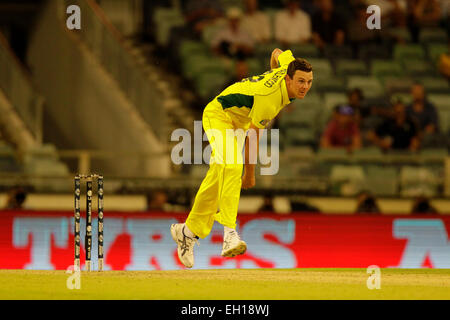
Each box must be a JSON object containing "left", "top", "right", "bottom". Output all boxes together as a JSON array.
[{"left": 186, "top": 50, "right": 296, "bottom": 238}]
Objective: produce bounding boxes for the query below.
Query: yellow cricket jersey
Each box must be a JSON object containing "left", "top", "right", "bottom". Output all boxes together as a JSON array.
[{"left": 209, "top": 50, "right": 296, "bottom": 129}]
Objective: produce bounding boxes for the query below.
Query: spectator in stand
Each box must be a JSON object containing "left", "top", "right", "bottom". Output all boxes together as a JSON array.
[
  {"left": 258, "top": 194, "right": 276, "bottom": 212},
  {"left": 347, "top": 88, "right": 370, "bottom": 125},
  {"left": 241, "top": 0, "right": 272, "bottom": 44},
  {"left": 407, "top": 0, "right": 442, "bottom": 42},
  {"left": 411, "top": 196, "right": 438, "bottom": 214},
  {"left": 355, "top": 191, "right": 381, "bottom": 214},
  {"left": 147, "top": 190, "right": 169, "bottom": 212},
  {"left": 320, "top": 104, "right": 362, "bottom": 152},
  {"left": 362, "top": 0, "right": 408, "bottom": 27},
  {"left": 5, "top": 187, "right": 27, "bottom": 210},
  {"left": 274, "top": 0, "right": 312, "bottom": 47},
  {"left": 347, "top": 3, "right": 381, "bottom": 56},
  {"left": 211, "top": 7, "right": 255, "bottom": 60},
  {"left": 312, "top": 0, "right": 345, "bottom": 50},
  {"left": 183, "top": 0, "right": 224, "bottom": 37},
  {"left": 406, "top": 82, "right": 439, "bottom": 136},
  {"left": 367, "top": 99, "right": 420, "bottom": 152}
]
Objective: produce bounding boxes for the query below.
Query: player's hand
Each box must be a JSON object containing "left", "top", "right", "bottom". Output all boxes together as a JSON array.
[{"left": 242, "top": 171, "right": 255, "bottom": 189}]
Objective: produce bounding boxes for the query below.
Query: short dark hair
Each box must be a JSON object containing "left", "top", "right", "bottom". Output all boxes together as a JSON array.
[{"left": 287, "top": 58, "right": 312, "bottom": 78}]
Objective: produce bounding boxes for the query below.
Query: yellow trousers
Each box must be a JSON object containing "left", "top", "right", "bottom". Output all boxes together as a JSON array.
[{"left": 185, "top": 102, "right": 246, "bottom": 238}]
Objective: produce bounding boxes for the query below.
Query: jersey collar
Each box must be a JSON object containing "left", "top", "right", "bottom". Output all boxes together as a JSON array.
[{"left": 281, "top": 78, "right": 295, "bottom": 106}]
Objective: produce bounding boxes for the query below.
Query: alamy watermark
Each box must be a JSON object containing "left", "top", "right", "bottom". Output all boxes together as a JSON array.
[
  {"left": 66, "top": 264, "right": 81, "bottom": 290},
  {"left": 170, "top": 121, "right": 279, "bottom": 175},
  {"left": 66, "top": 5, "right": 81, "bottom": 30},
  {"left": 366, "top": 5, "right": 381, "bottom": 30},
  {"left": 366, "top": 265, "right": 381, "bottom": 290}
]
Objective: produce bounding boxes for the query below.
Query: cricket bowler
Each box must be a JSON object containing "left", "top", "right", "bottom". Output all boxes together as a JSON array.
[{"left": 171, "top": 48, "right": 313, "bottom": 268}]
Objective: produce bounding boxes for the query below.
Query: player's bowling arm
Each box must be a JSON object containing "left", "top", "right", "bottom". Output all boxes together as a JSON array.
[{"left": 270, "top": 48, "right": 283, "bottom": 69}]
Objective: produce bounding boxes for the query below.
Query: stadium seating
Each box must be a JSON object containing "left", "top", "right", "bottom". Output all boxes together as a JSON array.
[
  {"left": 427, "top": 43, "right": 448, "bottom": 63},
  {"left": 305, "top": 58, "right": 333, "bottom": 77},
  {"left": 153, "top": 7, "right": 185, "bottom": 46},
  {"left": 358, "top": 43, "right": 391, "bottom": 61},
  {"left": 400, "top": 166, "right": 440, "bottom": 197},
  {"left": 194, "top": 72, "right": 229, "bottom": 100},
  {"left": 330, "top": 165, "right": 366, "bottom": 196},
  {"left": 384, "top": 77, "right": 415, "bottom": 95},
  {"left": 393, "top": 44, "right": 426, "bottom": 62},
  {"left": 324, "top": 45, "right": 353, "bottom": 60},
  {"left": 314, "top": 75, "right": 347, "bottom": 94},
  {"left": 347, "top": 76, "right": 384, "bottom": 98},
  {"left": 371, "top": 60, "right": 404, "bottom": 81},
  {"left": 419, "top": 28, "right": 448, "bottom": 44},
  {"left": 365, "top": 166, "right": 398, "bottom": 196},
  {"left": 320, "top": 93, "right": 347, "bottom": 128},
  {"left": 335, "top": 59, "right": 368, "bottom": 77},
  {"left": 0, "top": 142, "right": 20, "bottom": 173},
  {"left": 290, "top": 44, "right": 321, "bottom": 59},
  {"left": 402, "top": 59, "right": 436, "bottom": 77},
  {"left": 419, "top": 77, "right": 450, "bottom": 94}
]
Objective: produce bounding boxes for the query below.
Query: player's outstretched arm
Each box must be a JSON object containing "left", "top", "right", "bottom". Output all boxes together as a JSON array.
[{"left": 270, "top": 48, "right": 283, "bottom": 69}]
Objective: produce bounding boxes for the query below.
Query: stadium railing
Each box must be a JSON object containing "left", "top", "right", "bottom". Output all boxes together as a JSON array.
[{"left": 59, "top": 0, "right": 167, "bottom": 142}]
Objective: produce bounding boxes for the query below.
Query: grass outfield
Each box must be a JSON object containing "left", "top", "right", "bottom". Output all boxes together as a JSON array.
[{"left": 0, "top": 268, "right": 449, "bottom": 300}]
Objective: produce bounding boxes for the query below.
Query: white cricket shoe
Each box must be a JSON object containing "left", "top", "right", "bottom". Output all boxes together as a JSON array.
[
  {"left": 221, "top": 230, "right": 247, "bottom": 258},
  {"left": 170, "top": 223, "right": 199, "bottom": 268}
]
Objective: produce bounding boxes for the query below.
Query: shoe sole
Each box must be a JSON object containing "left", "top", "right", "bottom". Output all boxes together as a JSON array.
[
  {"left": 170, "top": 224, "right": 193, "bottom": 268},
  {"left": 221, "top": 241, "right": 247, "bottom": 258},
  {"left": 170, "top": 224, "right": 178, "bottom": 244}
]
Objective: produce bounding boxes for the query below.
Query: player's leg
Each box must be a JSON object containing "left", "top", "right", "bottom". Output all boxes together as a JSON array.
[
  {"left": 215, "top": 131, "right": 247, "bottom": 257},
  {"left": 171, "top": 102, "right": 232, "bottom": 267}
]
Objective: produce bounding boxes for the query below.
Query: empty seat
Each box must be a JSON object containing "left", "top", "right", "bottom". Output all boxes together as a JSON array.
[
  {"left": 403, "top": 59, "right": 436, "bottom": 77},
  {"left": 419, "top": 148, "right": 448, "bottom": 162},
  {"left": 371, "top": 60, "right": 403, "bottom": 80},
  {"left": 314, "top": 75, "right": 347, "bottom": 93},
  {"left": 254, "top": 41, "right": 282, "bottom": 59},
  {"left": 291, "top": 44, "right": 320, "bottom": 58},
  {"left": 324, "top": 45, "right": 353, "bottom": 60},
  {"left": 179, "top": 40, "right": 209, "bottom": 59},
  {"left": 393, "top": 44, "right": 426, "bottom": 62},
  {"left": 358, "top": 43, "right": 391, "bottom": 61},
  {"left": 400, "top": 166, "right": 440, "bottom": 197},
  {"left": 347, "top": 76, "right": 384, "bottom": 98},
  {"left": 306, "top": 58, "right": 333, "bottom": 77},
  {"left": 317, "top": 148, "right": 348, "bottom": 161},
  {"left": 365, "top": 166, "right": 398, "bottom": 196},
  {"left": 285, "top": 127, "right": 316, "bottom": 146},
  {"left": 351, "top": 147, "right": 383, "bottom": 162},
  {"left": 419, "top": 28, "right": 448, "bottom": 44},
  {"left": 246, "top": 58, "right": 265, "bottom": 75},
  {"left": 330, "top": 165, "right": 366, "bottom": 196},
  {"left": 153, "top": 8, "right": 185, "bottom": 46},
  {"left": 437, "top": 110, "right": 450, "bottom": 134},
  {"left": 428, "top": 94, "right": 450, "bottom": 111},
  {"left": 427, "top": 43, "right": 448, "bottom": 63},
  {"left": 420, "top": 77, "right": 450, "bottom": 94},
  {"left": 386, "top": 27, "right": 412, "bottom": 43},
  {"left": 195, "top": 72, "right": 229, "bottom": 100},
  {"left": 0, "top": 142, "right": 20, "bottom": 173},
  {"left": 183, "top": 56, "right": 228, "bottom": 79},
  {"left": 384, "top": 77, "right": 415, "bottom": 95},
  {"left": 335, "top": 59, "right": 368, "bottom": 77}
]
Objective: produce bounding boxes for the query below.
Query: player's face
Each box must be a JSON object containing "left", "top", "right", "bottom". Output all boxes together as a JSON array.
[{"left": 287, "top": 70, "right": 313, "bottom": 99}]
